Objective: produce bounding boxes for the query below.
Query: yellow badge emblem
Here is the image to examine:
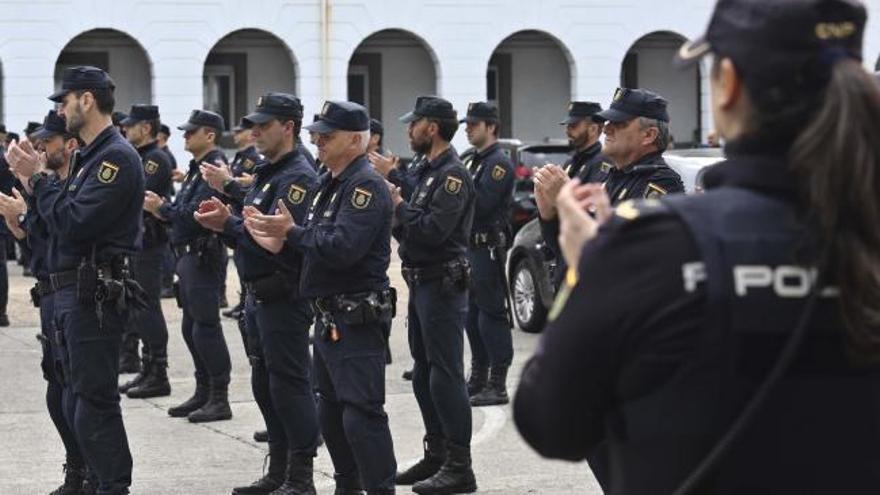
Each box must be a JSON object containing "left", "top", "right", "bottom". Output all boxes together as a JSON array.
[
  {"left": 145, "top": 160, "right": 159, "bottom": 175},
  {"left": 615, "top": 200, "right": 640, "bottom": 221},
  {"left": 243, "top": 159, "right": 255, "bottom": 171},
  {"left": 644, "top": 182, "right": 668, "bottom": 199},
  {"left": 98, "top": 161, "right": 119, "bottom": 184},
  {"left": 613, "top": 88, "right": 625, "bottom": 102},
  {"left": 445, "top": 176, "right": 463, "bottom": 195},
  {"left": 491, "top": 165, "right": 506, "bottom": 181},
  {"left": 351, "top": 187, "right": 372, "bottom": 209},
  {"left": 288, "top": 184, "right": 306, "bottom": 205}
]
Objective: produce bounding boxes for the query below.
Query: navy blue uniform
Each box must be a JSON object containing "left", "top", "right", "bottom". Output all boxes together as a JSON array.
[
  {"left": 34, "top": 125, "right": 143, "bottom": 494},
  {"left": 158, "top": 148, "right": 232, "bottom": 393},
  {"left": 387, "top": 153, "right": 426, "bottom": 201},
  {"left": 222, "top": 149, "right": 321, "bottom": 463},
  {"left": 281, "top": 156, "right": 397, "bottom": 492},
  {"left": 129, "top": 141, "right": 173, "bottom": 357},
  {"left": 463, "top": 143, "right": 515, "bottom": 370},
  {"left": 223, "top": 145, "right": 261, "bottom": 206},
  {"left": 161, "top": 144, "right": 177, "bottom": 170},
  {"left": 0, "top": 150, "right": 14, "bottom": 316},
  {"left": 603, "top": 151, "right": 684, "bottom": 204},
  {"left": 393, "top": 147, "right": 475, "bottom": 447}
]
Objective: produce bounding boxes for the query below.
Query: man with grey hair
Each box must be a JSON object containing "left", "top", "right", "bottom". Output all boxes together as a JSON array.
[{"left": 596, "top": 87, "right": 684, "bottom": 203}]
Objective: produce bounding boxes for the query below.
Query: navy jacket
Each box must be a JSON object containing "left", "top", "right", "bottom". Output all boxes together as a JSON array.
[
  {"left": 463, "top": 142, "right": 514, "bottom": 233},
  {"left": 159, "top": 148, "right": 227, "bottom": 246}
]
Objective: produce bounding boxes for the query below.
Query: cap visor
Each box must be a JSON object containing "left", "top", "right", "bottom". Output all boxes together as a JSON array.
[
  {"left": 242, "top": 112, "right": 275, "bottom": 125},
  {"left": 304, "top": 120, "right": 340, "bottom": 134},
  {"left": 232, "top": 126, "right": 245, "bottom": 133},
  {"left": 559, "top": 116, "right": 586, "bottom": 125},
  {"left": 119, "top": 117, "right": 142, "bottom": 127},
  {"left": 595, "top": 108, "right": 636, "bottom": 123},
  {"left": 399, "top": 112, "right": 420, "bottom": 124},
  {"left": 177, "top": 122, "right": 199, "bottom": 131},
  {"left": 30, "top": 128, "right": 58, "bottom": 140},
  {"left": 674, "top": 36, "right": 712, "bottom": 68},
  {"left": 48, "top": 89, "right": 70, "bottom": 103}
]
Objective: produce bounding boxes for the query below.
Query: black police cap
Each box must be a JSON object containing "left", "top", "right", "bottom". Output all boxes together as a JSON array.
[
  {"left": 676, "top": 0, "right": 866, "bottom": 90},
  {"left": 243, "top": 93, "right": 304, "bottom": 125},
  {"left": 159, "top": 124, "right": 171, "bottom": 136},
  {"left": 49, "top": 66, "right": 115, "bottom": 103},
  {"left": 120, "top": 105, "right": 160, "bottom": 126},
  {"left": 6, "top": 132, "right": 19, "bottom": 143},
  {"left": 305, "top": 101, "right": 370, "bottom": 134},
  {"left": 400, "top": 96, "right": 457, "bottom": 123},
  {"left": 559, "top": 101, "right": 603, "bottom": 125},
  {"left": 112, "top": 112, "right": 127, "bottom": 127},
  {"left": 596, "top": 88, "right": 669, "bottom": 123},
  {"left": 24, "top": 122, "right": 42, "bottom": 136},
  {"left": 178, "top": 110, "right": 225, "bottom": 133},
  {"left": 369, "top": 118, "right": 384, "bottom": 136},
  {"left": 31, "top": 110, "right": 68, "bottom": 140},
  {"left": 460, "top": 102, "right": 499, "bottom": 124}
]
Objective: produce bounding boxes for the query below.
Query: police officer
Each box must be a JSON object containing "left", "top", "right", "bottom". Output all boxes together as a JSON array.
[
  {"left": 196, "top": 93, "right": 322, "bottom": 495},
  {"left": 0, "top": 120, "right": 16, "bottom": 327},
  {"left": 118, "top": 104, "right": 174, "bottom": 399},
  {"left": 457, "top": 102, "right": 515, "bottom": 407},
  {"left": 515, "top": 1, "right": 880, "bottom": 493},
  {"left": 143, "top": 109, "right": 233, "bottom": 423},
  {"left": 391, "top": 96, "right": 477, "bottom": 494},
  {"left": 245, "top": 100, "right": 397, "bottom": 495},
  {"left": 0, "top": 109, "right": 87, "bottom": 494},
  {"left": 157, "top": 124, "right": 178, "bottom": 170},
  {"left": 7, "top": 65, "right": 143, "bottom": 495},
  {"left": 368, "top": 118, "right": 385, "bottom": 155},
  {"left": 535, "top": 102, "right": 610, "bottom": 291},
  {"left": 595, "top": 88, "right": 684, "bottom": 202}
]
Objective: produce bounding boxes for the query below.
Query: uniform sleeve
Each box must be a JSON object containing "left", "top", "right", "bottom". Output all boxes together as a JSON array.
[
  {"left": 282, "top": 178, "right": 390, "bottom": 269},
  {"left": 36, "top": 149, "right": 142, "bottom": 244},
  {"left": 159, "top": 179, "right": 220, "bottom": 231},
  {"left": 222, "top": 180, "right": 248, "bottom": 205},
  {"left": 144, "top": 151, "right": 172, "bottom": 196},
  {"left": 644, "top": 170, "right": 686, "bottom": 198},
  {"left": 393, "top": 167, "right": 472, "bottom": 246},
  {"left": 473, "top": 158, "right": 514, "bottom": 226},
  {"left": 388, "top": 167, "right": 419, "bottom": 201},
  {"left": 514, "top": 212, "right": 704, "bottom": 460}
]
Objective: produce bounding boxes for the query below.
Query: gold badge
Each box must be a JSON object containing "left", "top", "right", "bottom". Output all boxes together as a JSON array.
[
  {"left": 351, "top": 187, "right": 372, "bottom": 209},
  {"left": 288, "top": 184, "right": 306, "bottom": 205},
  {"left": 600, "top": 162, "right": 612, "bottom": 173},
  {"left": 491, "top": 165, "right": 506, "bottom": 181},
  {"left": 615, "top": 200, "right": 640, "bottom": 220},
  {"left": 257, "top": 96, "right": 264, "bottom": 107},
  {"left": 815, "top": 21, "right": 856, "bottom": 40},
  {"left": 644, "top": 182, "right": 668, "bottom": 199},
  {"left": 568, "top": 102, "right": 574, "bottom": 112},
  {"left": 243, "top": 159, "right": 255, "bottom": 170},
  {"left": 321, "top": 102, "right": 332, "bottom": 116},
  {"left": 98, "top": 161, "right": 119, "bottom": 184},
  {"left": 613, "top": 88, "right": 625, "bottom": 102},
  {"left": 145, "top": 160, "right": 159, "bottom": 175},
  {"left": 445, "top": 176, "right": 463, "bottom": 195}
]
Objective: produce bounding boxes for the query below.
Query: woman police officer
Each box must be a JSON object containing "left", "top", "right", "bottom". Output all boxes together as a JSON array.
[{"left": 514, "top": 0, "right": 880, "bottom": 493}]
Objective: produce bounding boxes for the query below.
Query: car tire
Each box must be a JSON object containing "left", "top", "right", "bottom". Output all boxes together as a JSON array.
[{"left": 511, "top": 257, "right": 547, "bottom": 333}]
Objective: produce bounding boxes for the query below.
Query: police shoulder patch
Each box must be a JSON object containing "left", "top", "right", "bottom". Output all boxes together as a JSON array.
[
  {"left": 351, "top": 187, "right": 373, "bottom": 209},
  {"left": 491, "top": 164, "right": 507, "bottom": 181},
  {"left": 97, "top": 161, "right": 120, "bottom": 184},
  {"left": 243, "top": 158, "right": 255, "bottom": 171},
  {"left": 644, "top": 182, "right": 668, "bottom": 199},
  {"left": 288, "top": 184, "right": 307, "bottom": 205},
  {"left": 600, "top": 162, "right": 613, "bottom": 173},
  {"left": 445, "top": 175, "right": 463, "bottom": 195},
  {"left": 145, "top": 160, "right": 159, "bottom": 175}
]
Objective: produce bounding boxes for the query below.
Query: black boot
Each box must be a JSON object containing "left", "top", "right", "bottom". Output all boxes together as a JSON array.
[
  {"left": 127, "top": 355, "right": 172, "bottom": 398},
  {"left": 232, "top": 451, "right": 287, "bottom": 494},
  {"left": 119, "top": 354, "right": 150, "bottom": 394},
  {"left": 465, "top": 363, "right": 488, "bottom": 397},
  {"left": 168, "top": 376, "right": 209, "bottom": 417},
  {"left": 188, "top": 379, "right": 233, "bottom": 423},
  {"left": 269, "top": 454, "right": 316, "bottom": 494},
  {"left": 48, "top": 461, "right": 86, "bottom": 495},
  {"left": 118, "top": 335, "right": 141, "bottom": 374},
  {"left": 411, "top": 442, "right": 477, "bottom": 494},
  {"left": 402, "top": 369, "right": 413, "bottom": 381},
  {"left": 395, "top": 435, "right": 447, "bottom": 486},
  {"left": 469, "top": 365, "right": 509, "bottom": 407},
  {"left": 254, "top": 430, "right": 269, "bottom": 443}
]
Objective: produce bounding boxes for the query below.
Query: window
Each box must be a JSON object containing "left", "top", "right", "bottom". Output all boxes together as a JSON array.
[
  {"left": 203, "top": 66, "right": 235, "bottom": 131},
  {"left": 348, "top": 66, "right": 370, "bottom": 109}
]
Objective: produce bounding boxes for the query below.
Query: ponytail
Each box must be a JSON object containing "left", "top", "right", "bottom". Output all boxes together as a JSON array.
[{"left": 789, "top": 60, "right": 880, "bottom": 357}]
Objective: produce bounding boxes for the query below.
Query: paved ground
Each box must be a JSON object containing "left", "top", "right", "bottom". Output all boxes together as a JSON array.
[{"left": 0, "top": 255, "right": 601, "bottom": 494}]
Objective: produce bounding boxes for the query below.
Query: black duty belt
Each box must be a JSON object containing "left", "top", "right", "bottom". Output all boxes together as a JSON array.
[
  {"left": 470, "top": 230, "right": 507, "bottom": 248},
  {"left": 34, "top": 279, "right": 53, "bottom": 297},
  {"left": 48, "top": 270, "right": 78, "bottom": 292},
  {"left": 172, "top": 237, "right": 215, "bottom": 257},
  {"left": 401, "top": 258, "right": 467, "bottom": 285},
  {"left": 314, "top": 288, "right": 396, "bottom": 315}
]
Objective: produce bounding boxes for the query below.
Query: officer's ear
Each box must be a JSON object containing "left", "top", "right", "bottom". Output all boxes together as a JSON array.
[
  {"left": 641, "top": 123, "right": 660, "bottom": 148},
  {"left": 712, "top": 57, "right": 744, "bottom": 111}
]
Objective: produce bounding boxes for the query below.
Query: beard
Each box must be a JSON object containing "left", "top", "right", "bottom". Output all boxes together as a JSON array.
[
  {"left": 45, "top": 150, "right": 66, "bottom": 171},
  {"left": 410, "top": 134, "right": 431, "bottom": 155},
  {"left": 66, "top": 104, "right": 85, "bottom": 136}
]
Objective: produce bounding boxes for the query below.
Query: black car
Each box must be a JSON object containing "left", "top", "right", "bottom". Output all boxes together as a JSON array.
[{"left": 507, "top": 148, "right": 725, "bottom": 333}]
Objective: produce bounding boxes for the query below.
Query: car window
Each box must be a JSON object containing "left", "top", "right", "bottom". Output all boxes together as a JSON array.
[{"left": 519, "top": 147, "right": 570, "bottom": 168}]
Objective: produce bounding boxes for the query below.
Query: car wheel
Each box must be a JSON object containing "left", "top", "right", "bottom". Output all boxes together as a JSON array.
[{"left": 511, "top": 257, "right": 547, "bottom": 333}]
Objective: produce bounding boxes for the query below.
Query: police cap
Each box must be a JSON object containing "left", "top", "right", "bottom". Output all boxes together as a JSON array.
[
  {"left": 159, "top": 124, "right": 170, "bottom": 136},
  {"left": 6, "top": 132, "right": 19, "bottom": 143},
  {"left": 596, "top": 88, "right": 669, "bottom": 123},
  {"left": 676, "top": 0, "right": 866, "bottom": 92},
  {"left": 369, "top": 118, "right": 384, "bottom": 136},
  {"left": 304, "top": 101, "right": 370, "bottom": 134},
  {"left": 399, "top": 96, "right": 457, "bottom": 123},
  {"left": 48, "top": 66, "right": 115, "bottom": 103},
  {"left": 232, "top": 118, "right": 252, "bottom": 133},
  {"left": 120, "top": 105, "right": 160, "bottom": 126},
  {"left": 243, "top": 93, "right": 304, "bottom": 125},
  {"left": 460, "top": 102, "right": 499, "bottom": 124},
  {"left": 178, "top": 110, "right": 225, "bottom": 133},
  {"left": 559, "top": 101, "right": 603, "bottom": 125},
  {"left": 24, "top": 121, "right": 42, "bottom": 136},
  {"left": 31, "top": 110, "right": 68, "bottom": 140}
]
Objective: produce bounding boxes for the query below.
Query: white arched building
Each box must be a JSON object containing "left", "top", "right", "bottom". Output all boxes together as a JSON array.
[{"left": 1, "top": 0, "right": 878, "bottom": 157}]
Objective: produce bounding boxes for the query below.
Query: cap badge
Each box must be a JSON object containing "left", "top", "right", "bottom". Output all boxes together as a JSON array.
[
  {"left": 815, "top": 22, "right": 856, "bottom": 40},
  {"left": 613, "top": 88, "right": 625, "bottom": 102},
  {"left": 257, "top": 96, "right": 264, "bottom": 107},
  {"left": 321, "top": 102, "right": 332, "bottom": 117}
]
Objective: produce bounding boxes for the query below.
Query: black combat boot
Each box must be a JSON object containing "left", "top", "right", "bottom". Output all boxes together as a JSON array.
[
  {"left": 232, "top": 451, "right": 287, "bottom": 494},
  {"left": 188, "top": 378, "right": 233, "bottom": 423},
  {"left": 48, "top": 460, "right": 86, "bottom": 495},
  {"left": 119, "top": 354, "right": 150, "bottom": 394},
  {"left": 469, "top": 365, "right": 509, "bottom": 407},
  {"left": 127, "top": 355, "right": 171, "bottom": 398},
  {"left": 168, "top": 375, "right": 209, "bottom": 417},
  {"left": 269, "top": 454, "right": 316, "bottom": 495},
  {"left": 395, "top": 435, "right": 447, "bottom": 485},
  {"left": 465, "top": 363, "right": 488, "bottom": 397},
  {"left": 411, "top": 442, "right": 477, "bottom": 494},
  {"left": 254, "top": 430, "right": 269, "bottom": 443},
  {"left": 118, "top": 335, "right": 141, "bottom": 374}
]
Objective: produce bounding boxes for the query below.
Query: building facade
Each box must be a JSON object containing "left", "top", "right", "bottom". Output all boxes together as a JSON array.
[{"left": 1, "top": 0, "right": 878, "bottom": 158}]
